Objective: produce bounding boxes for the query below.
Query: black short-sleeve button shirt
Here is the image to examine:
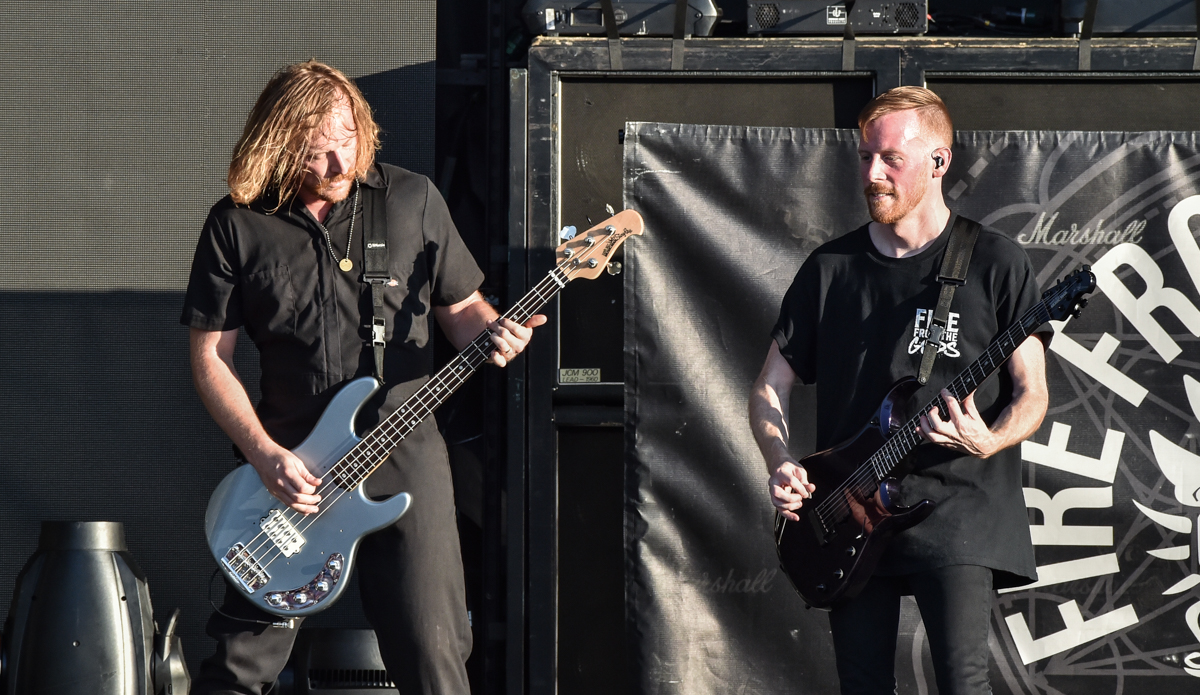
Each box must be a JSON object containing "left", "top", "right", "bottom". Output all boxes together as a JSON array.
[{"left": 181, "top": 164, "right": 484, "bottom": 492}]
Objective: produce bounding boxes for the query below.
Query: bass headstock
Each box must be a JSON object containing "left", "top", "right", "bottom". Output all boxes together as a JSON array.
[
  {"left": 1042, "top": 265, "right": 1097, "bottom": 322},
  {"left": 555, "top": 210, "right": 644, "bottom": 281}
]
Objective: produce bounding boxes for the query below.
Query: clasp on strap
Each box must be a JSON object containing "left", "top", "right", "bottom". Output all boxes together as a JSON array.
[
  {"left": 371, "top": 317, "right": 386, "bottom": 347},
  {"left": 924, "top": 323, "right": 946, "bottom": 349}
]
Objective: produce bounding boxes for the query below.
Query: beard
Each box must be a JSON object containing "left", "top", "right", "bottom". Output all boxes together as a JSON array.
[
  {"left": 304, "top": 172, "right": 355, "bottom": 203},
  {"left": 864, "top": 178, "right": 926, "bottom": 225}
]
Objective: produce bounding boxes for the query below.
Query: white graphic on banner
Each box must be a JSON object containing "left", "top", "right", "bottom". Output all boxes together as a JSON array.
[
  {"left": 1018, "top": 193, "right": 1200, "bottom": 680},
  {"left": 1003, "top": 422, "right": 1136, "bottom": 661},
  {"left": 1016, "top": 211, "right": 1146, "bottom": 247},
  {"left": 1006, "top": 600, "right": 1141, "bottom": 665}
]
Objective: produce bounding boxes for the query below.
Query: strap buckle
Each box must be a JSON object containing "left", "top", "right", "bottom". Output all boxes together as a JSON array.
[
  {"left": 371, "top": 317, "right": 386, "bottom": 347},
  {"left": 924, "top": 322, "right": 946, "bottom": 351}
]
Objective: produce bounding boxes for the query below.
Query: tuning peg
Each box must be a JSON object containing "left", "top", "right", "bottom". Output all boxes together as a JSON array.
[
  {"left": 559, "top": 225, "right": 577, "bottom": 241},
  {"left": 605, "top": 203, "right": 615, "bottom": 215}
]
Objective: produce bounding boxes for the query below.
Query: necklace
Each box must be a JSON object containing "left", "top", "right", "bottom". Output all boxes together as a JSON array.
[{"left": 315, "top": 181, "right": 360, "bottom": 272}]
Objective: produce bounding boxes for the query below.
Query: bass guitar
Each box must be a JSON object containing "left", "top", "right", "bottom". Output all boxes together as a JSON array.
[
  {"left": 205, "top": 210, "right": 644, "bottom": 616},
  {"left": 775, "top": 266, "right": 1096, "bottom": 609}
]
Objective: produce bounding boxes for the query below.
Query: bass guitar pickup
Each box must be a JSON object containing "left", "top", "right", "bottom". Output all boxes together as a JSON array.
[{"left": 260, "top": 508, "right": 305, "bottom": 556}]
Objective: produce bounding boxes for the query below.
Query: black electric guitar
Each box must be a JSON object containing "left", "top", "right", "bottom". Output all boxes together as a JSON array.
[{"left": 774, "top": 266, "right": 1096, "bottom": 609}]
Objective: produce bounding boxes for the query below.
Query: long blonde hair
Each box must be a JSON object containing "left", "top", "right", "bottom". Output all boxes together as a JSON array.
[{"left": 228, "top": 60, "right": 380, "bottom": 207}]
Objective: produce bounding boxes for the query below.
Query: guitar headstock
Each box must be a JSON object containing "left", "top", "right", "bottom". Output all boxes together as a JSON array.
[
  {"left": 1043, "top": 265, "right": 1097, "bottom": 321},
  {"left": 555, "top": 210, "right": 644, "bottom": 281}
]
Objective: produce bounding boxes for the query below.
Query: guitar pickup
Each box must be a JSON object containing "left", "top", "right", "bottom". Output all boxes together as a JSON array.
[
  {"left": 808, "top": 508, "right": 830, "bottom": 545},
  {"left": 260, "top": 509, "right": 306, "bottom": 557}
]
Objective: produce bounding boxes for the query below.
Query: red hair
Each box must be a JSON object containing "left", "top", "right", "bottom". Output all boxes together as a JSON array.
[{"left": 858, "top": 86, "right": 952, "bottom": 147}]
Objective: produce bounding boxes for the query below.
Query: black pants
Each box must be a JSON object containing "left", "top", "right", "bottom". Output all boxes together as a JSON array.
[
  {"left": 828, "top": 565, "right": 994, "bottom": 695},
  {"left": 191, "top": 451, "right": 472, "bottom": 695}
]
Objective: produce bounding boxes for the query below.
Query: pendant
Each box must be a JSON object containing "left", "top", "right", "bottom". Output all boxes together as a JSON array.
[{"left": 339, "top": 258, "right": 354, "bottom": 272}]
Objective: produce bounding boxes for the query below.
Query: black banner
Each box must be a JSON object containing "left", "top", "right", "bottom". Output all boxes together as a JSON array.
[{"left": 623, "top": 124, "right": 1200, "bottom": 694}]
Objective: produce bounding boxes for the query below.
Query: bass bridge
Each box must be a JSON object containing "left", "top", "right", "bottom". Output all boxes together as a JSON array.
[{"left": 222, "top": 543, "right": 270, "bottom": 593}]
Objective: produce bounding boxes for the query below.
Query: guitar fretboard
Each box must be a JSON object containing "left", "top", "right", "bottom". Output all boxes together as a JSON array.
[
  {"left": 846, "top": 280, "right": 1072, "bottom": 498},
  {"left": 327, "top": 265, "right": 571, "bottom": 488}
]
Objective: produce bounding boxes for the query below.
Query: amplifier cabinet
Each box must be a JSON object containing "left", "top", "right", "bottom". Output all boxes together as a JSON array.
[
  {"left": 523, "top": 0, "right": 720, "bottom": 36},
  {"left": 748, "top": 0, "right": 927, "bottom": 35}
]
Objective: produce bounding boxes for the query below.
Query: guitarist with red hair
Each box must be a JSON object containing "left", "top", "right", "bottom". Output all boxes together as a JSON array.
[{"left": 749, "top": 86, "right": 1050, "bottom": 695}]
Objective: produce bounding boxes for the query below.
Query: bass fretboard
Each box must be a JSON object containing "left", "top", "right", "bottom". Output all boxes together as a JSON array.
[{"left": 328, "top": 264, "right": 571, "bottom": 488}]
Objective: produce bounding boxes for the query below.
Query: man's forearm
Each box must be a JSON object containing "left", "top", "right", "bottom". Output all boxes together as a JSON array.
[
  {"left": 749, "top": 380, "right": 792, "bottom": 473},
  {"left": 434, "top": 291, "right": 498, "bottom": 351},
  {"left": 983, "top": 380, "right": 1048, "bottom": 455},
  {"left": 749, "top": 343, "right": 800, "bottom": 473},
  {"left": 987, "top": 334, "right": 1049, "bottom": 454},
  {"left": 190, "top": 329, "right": 277, "bottom": 460}
]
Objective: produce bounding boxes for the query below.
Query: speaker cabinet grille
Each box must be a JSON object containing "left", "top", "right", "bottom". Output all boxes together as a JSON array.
[
  {"left": 756, "top": 3, "right": 780, "bottom": 28},
  {"left": 895, "top": 2, "right": 919, "bottom": 28}
]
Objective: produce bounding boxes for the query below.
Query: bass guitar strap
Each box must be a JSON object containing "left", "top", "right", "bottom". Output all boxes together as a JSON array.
[
  {"left": 917, "top": 215, "right": 982, "bottom": 385},
  {"left": 362, "top": 179, "right": 390, "bottom": 383}
]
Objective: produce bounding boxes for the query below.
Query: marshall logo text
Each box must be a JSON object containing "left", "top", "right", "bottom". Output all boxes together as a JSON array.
[{"left": 1017, "top": 212, "right": 1146, "bottom": 247}]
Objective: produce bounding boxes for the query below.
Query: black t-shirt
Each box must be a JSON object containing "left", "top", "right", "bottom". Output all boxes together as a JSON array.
[
  {"left": 771, "top": 215, "right": 1044, "bottom": 587},
  {"left": 181, "top": 163, "right": 484, "bottom": 495}
]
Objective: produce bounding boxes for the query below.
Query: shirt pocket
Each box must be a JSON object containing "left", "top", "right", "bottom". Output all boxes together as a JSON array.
[{"left": 240, "top": 265, "right": 296, "bottom": 339}]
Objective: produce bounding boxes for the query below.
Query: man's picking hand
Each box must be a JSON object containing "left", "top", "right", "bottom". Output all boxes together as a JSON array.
[
  {"left": 248, "top": 443, "right": 323, "bottom": 514},
  {"left": 769, "top": 460, "right": 816, "bottom": 522}
]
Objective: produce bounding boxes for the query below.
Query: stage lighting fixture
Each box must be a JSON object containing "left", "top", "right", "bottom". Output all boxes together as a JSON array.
[{"left": 0, "top": 521, "right": 189, "bottom": 695}]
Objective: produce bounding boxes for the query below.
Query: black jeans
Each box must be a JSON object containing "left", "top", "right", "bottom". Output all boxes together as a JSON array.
[
  {"left": 828, "top": 564, "right": 994, "bottom": 695},
  {"left": 191, "top": 451, "right": 472, "bottom": 695}
]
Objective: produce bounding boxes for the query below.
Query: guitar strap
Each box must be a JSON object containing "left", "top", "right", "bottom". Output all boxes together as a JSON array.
[
  {"left": 362, "top": 180, "right": 390, "bottom": 383},
  {"left": 917, "top": 215, "right": 982, "bottom": 385}
]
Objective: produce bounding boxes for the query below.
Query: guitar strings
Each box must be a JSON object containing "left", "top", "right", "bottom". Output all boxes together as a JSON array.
[
  {"left": 813, "top": 299, "right": 1055, "bottom": 526},
  {"left": 247, "top": 300, "right": 534, "bottom": 566},
  {"left": 241, "top": 260, "right": 577, "bottom": 572},
  {"left": 814, "top": 309, "right": 1047, "bottom": 525},
  {"left": 244, "top": 269, "right": 564, "bottom": 569},
  {"left": 808, "top": 286, "right": 1063, "bottom": 529}
]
